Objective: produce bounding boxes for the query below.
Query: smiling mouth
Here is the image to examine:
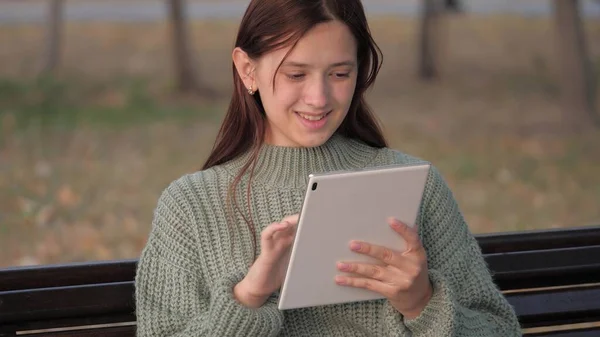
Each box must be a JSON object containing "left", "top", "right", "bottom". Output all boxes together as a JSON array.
[{"left": 296, "top": 111, "right": 331, "bottom": 121}]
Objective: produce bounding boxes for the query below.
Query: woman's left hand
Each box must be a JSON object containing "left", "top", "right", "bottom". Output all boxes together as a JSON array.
[{"left": 335, "top": 218, "right": 433, "bottom": 319}]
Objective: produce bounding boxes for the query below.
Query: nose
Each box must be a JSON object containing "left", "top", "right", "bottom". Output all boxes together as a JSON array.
[{"left": 303, "top": 76, "right": 329, "bottom": 109}]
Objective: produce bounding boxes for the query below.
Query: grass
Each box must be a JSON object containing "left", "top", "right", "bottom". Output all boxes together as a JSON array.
[
  {"left": 1, "top": 14, "right": 600, "bottom": 267},
  {"left": 0, "top": 76, "right": 216, "bottom": 129}
]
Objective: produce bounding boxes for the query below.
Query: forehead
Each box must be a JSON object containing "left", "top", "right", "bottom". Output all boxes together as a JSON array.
[{"left": 259, "top": 20, "right": 357, "bottom": 69}]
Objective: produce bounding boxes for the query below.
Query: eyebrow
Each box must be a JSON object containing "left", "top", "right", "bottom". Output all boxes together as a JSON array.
[{"left": 281, "top": 61, "right": 356, "bottom": 68}]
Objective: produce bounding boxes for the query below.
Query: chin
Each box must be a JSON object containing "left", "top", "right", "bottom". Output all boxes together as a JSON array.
[{"left": 295, "top": 132, "right": 335, "bottom": 148}]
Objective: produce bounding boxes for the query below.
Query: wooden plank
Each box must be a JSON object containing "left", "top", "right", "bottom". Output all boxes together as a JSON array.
[
  {"left": 0, "top": 314, "right": 135, "bottom": 336},
  {"left": 0, "top": 260, "right": 137, "bottom": 291},
  {"left": 507, "top": 285, "right": 600, "bottom": 329},
  {"left": 524, "top": 327, "right": 600, "bottom": 337},
  {"left": 0, "top": 282, "right": 134, "bottom": 324},
  {"left": 477, "top": 226, "right": 600, "bottom": 254},
  {"left": 18, "top": 325, "right": 135, "bottom": 337},
  {"left": 486, "top": 245, "right": 600, "bottom": 290}
]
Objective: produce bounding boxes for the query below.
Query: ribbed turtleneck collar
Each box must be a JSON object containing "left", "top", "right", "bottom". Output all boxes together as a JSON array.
[{"left": 223, "top": 134, "right": 380, "bottom": 189}]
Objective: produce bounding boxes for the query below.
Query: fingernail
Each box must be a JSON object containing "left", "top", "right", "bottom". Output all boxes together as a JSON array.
[
  {"left": 350, "top": 242, "right": 361, "bottom": 251},
  {"left": 335, "top": 276, "right": 347, "bottom": 285},
  {"left": 337, "top": 263, "right": 350, "bottom": 271}
]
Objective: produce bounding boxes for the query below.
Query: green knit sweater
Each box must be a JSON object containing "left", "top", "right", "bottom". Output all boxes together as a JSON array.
[{"left": 135, "top": 134, "right": 521, "bottom": 336}]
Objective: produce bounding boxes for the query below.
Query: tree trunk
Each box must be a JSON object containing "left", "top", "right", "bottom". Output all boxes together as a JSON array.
[
  {"left": 168, "top": 0, "right": 203, "bottom": 93},
  {"left": 445, "top": 0, "right": 462, "bottom": 12},
  {"left": 418, "top": 0, "right": 443, "bottom": 80},
  {"left": 41, "top": 0, "right": 63, "bottom": 74},
  {"left": 553, "top": 0, "right": 598, "bottom": 130}
]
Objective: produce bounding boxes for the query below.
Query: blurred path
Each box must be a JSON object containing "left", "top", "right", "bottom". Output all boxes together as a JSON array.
[{"left": 1, "top": 0, "right": 599, "bottom": 24}]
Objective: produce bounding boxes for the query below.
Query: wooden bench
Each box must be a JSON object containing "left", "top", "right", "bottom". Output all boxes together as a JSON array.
[{"left": 1, "top": 225, "right": 600, "bottom": 337}]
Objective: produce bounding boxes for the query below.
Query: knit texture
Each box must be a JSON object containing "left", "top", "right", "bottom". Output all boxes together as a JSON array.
[{"left": 134, "top": 134, "right": 521, "bottom": 336}]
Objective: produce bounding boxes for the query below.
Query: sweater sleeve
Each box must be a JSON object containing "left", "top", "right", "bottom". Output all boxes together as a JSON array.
[
  {"left": 382, "top": 166, "right": 522, "bottom": 337},
  {"left": 135, "top": 180, "right": 284, "bottom": 337}
]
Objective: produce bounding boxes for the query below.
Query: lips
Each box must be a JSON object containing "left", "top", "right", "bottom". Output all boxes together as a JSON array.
[
  {"left": 296, "top": 111, "right": 331, "bottom": 121},
  {"left": 294, "top": 110, "right": 331, "bottom": 130}
]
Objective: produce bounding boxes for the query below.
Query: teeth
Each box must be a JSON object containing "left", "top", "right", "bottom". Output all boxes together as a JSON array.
[{"left": 298, "top": 112, "right": 327, "bottom": 121}]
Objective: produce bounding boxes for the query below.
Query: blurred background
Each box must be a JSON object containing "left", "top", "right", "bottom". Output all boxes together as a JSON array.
[{"left": 0, "top": 0, "right": 599, "bottom": 268}]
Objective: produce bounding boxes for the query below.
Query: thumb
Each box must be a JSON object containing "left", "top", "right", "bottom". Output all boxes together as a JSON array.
[{"left": 281, "top": 214, "right": 300, "bottom": 225}]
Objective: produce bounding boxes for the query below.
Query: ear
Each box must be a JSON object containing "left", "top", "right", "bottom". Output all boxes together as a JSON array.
[{"left": 232, "top": 47, "right": 256, "bottom": 93}]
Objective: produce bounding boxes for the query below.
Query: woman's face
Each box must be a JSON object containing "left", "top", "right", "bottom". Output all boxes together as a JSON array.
[{"left": 237, "top": 20, "right": 358, "bottom": 148}]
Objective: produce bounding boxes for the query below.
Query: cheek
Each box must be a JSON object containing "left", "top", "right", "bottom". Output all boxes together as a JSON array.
[
  {"left": 273, "top": 83, "right": 301, "bottom": 108},
  {"left": 262, "top": 83, "right": 300, "bottom": 114},
  {"left": 332, "top": 81, "right": 356, "bottom": 107}
]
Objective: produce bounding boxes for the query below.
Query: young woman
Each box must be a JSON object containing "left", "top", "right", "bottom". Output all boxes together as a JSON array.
[{"left": 135, "top": 1, "right": 521, "bottom": 336}]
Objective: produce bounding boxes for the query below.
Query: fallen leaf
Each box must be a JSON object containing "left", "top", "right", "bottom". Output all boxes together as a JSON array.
[
  {"left": 34, "top": 161, "right": 52, "bottom": 178},
  {"left": 496, "top": 168, "right": 513, "bottom": 184},
  {"left": 17, "top": 197, "right": 36, "bottom": 215},
  {"left": 57, "top": 185, "right": 79, "bottom": 208},
  {"left": 17, "top": 256, "right": 40, "bottom": 267},
  {"left": 36, "top": 205, "right": 55, "bottom": 228},
  {"left": 123, "top": 215, "right": 138, "bottom": 235},
  {"left": 94, "top": 245, "right": 113, "bottom": 260},
  {"left": 36, "top": 233, "right": 61, "bottom": 260},
  {"left": 72, "top": 226, "right": 101, "bottom": 252}
]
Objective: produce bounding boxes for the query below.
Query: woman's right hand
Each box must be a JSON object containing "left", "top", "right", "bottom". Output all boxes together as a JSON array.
[{"left": 234, "top": 214, "right": 299, "bottom": 308}]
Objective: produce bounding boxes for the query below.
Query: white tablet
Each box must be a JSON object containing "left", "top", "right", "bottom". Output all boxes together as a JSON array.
[{"left": 278, "top": 163, "right": 431, "bottom": 310}]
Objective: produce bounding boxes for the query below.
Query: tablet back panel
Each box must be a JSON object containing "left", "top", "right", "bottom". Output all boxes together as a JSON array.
[{"left": 278, "top": 163, "right": 431, "bottom": 310}]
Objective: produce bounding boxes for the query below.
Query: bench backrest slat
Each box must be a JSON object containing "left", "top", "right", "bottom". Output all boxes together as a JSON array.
[
  {"left": 486, "top": 245, "right": 600, "bottom": 290},
  {"left": 523, "top": 327, "right": 600, "bottom": 337},
  {"left": 0, "top": 314, "right": 135, "bottom": 337},
  {"left": 0, "top": 282, "right": 134, "bottom": 324},
  {"left": 0, "top": 260, "right": 137, "bottom": 292},
  {"left": 477, "top": 226, "right": 600, "bottom": 254},
  {"left": 506, "top": 285, "right": 600, "bottom": 329},
  {"left": 14, "top": 325, "right": 135, "bottom": 337}
]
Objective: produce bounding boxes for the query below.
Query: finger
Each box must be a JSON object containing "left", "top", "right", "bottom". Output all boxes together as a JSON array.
[
  {"left": 275, "top": 221, "right": 295, "bottom": 234},
  {"left": 349, "top": 241, "right": 400, "bottom": 266},
  {"left": 272, "top": 221, "right": 296, "bottom": 240},
  {"left": 336, "top": 262, "right": 391, "bottom": 281},
  {"left": 334, "top": 275, "right": 395, "bottom": 297},
  {"left": 261, "top": 221, "right": 292, "bottom": 240},
  {"left": 387, "top": 218, "right": 422, "bottom": 252},
  {"left": 280, "top": 214, "right": 300, "bottom": 225}
]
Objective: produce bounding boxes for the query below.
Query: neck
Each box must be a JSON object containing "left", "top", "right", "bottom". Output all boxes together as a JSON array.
[{"left": 224, "top": 133, "right": 380, "bottom": 189}]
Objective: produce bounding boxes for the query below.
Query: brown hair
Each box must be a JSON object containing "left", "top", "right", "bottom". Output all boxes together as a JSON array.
[{"left": 202, "top": 0, "right": 387, "bottom": 257}]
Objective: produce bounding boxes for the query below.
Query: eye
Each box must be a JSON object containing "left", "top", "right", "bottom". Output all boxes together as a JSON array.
[
  {"left": 332, "top": 72, "right": 351, "bottom": 79},
  {"left": 286, "top": 73, "right": 305, "bottom": 81}
]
